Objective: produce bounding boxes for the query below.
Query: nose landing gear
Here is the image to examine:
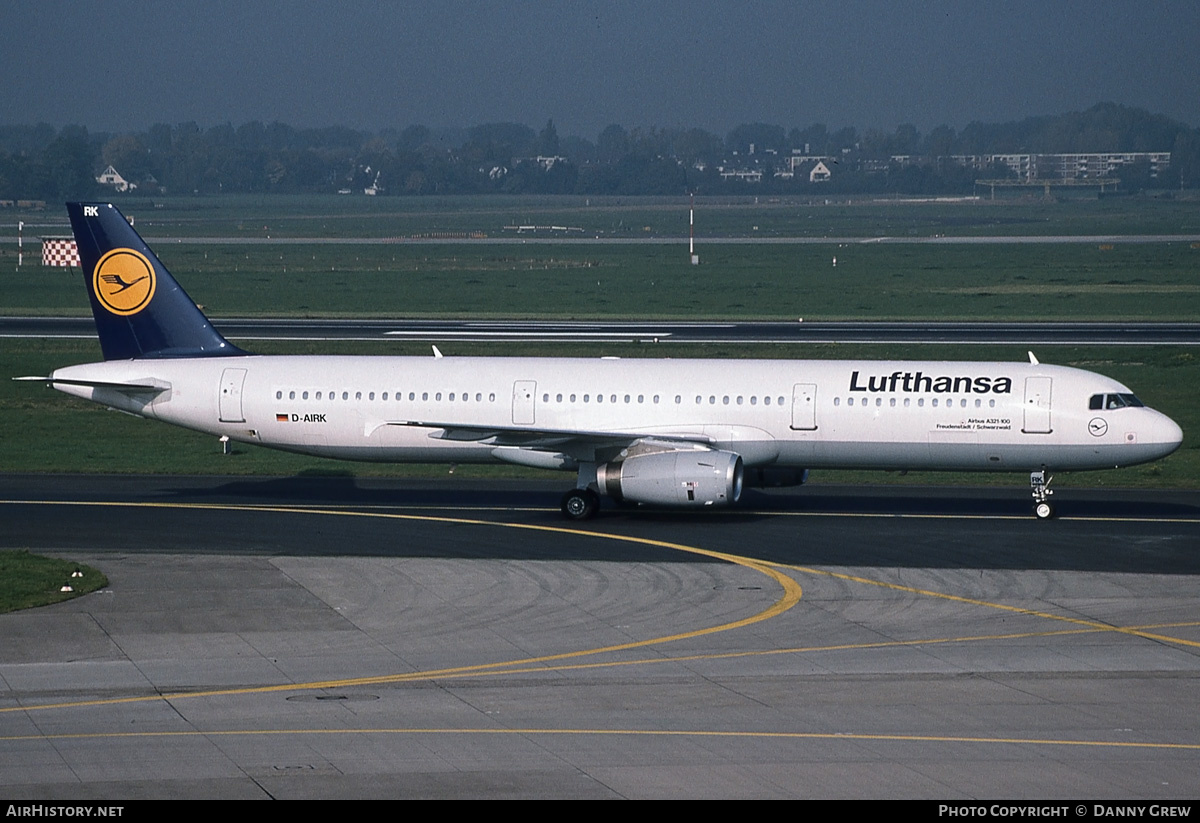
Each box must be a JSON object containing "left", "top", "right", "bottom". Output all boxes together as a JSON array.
[{"left": 1031, "top": 469, "right": 1055, "bottom": 520}]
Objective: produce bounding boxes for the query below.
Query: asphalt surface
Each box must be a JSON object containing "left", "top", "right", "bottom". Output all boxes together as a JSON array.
[
  {"left": 2, "top": 474, "right": 1198, "bottom": 799},
  {"left": 7, "top": 233, "right": 1200, "bottom": 246},
  {"left": 5, "top": 316, "right": 1200, "bottom": 345}
]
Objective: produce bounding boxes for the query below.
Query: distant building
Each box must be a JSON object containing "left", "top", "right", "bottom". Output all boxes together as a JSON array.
[
  {"left": 787, "top": 154, "right": 835, "bottom": 174},
  {"left": 96, "top": 165, "right": 136, "bottom": 192},
  {"left": 718, "top": 167, "right": 763, "bottom": 183},
  {"left": 894, "top": 152, "right": 1171, "bottom": 182}
]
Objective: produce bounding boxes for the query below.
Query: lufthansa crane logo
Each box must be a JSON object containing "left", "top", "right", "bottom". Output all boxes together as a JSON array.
[{"left": 93, "top": 248, "right": 156, "bottom": 316}]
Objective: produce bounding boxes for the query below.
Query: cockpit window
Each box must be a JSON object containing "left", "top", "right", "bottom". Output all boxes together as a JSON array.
[{"left": 1090, "top": 393, "right": 1145, "bottom": 410}]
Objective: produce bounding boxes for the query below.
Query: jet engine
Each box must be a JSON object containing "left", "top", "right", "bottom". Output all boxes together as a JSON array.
[{"left": 596, "top": 450, "right": 743, "bottom": 507}]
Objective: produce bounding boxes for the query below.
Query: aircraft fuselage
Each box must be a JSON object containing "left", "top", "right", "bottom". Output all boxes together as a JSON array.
[{"left": 50, "top": 354, "right": 1182, "bottom": 474}]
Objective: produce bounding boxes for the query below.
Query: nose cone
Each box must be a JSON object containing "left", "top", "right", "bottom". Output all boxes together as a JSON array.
[
  {"left": 1156, "top": 415, "right": 1185, "bottom": 460},
  {"left": 1151, "top": 410, "right": 1184, "bottom": 459}
]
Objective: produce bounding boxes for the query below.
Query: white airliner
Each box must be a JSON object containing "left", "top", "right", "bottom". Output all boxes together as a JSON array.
[{"left": 21, "top": 203, "right": 1183, "bottom": 520}]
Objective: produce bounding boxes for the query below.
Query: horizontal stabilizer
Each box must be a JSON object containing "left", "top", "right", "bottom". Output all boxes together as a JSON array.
[{"left": 14, "top": 375, "right": 169, "bottom": 394}]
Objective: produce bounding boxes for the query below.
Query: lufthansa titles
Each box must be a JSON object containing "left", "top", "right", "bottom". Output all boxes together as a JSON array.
[{"left": 850, "top": 370, "right": 1013, "bottom": 394}]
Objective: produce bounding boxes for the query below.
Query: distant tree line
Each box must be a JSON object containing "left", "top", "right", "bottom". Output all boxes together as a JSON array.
[{"left": 2, "top": 103, "right": 1197, "bottom": 201}]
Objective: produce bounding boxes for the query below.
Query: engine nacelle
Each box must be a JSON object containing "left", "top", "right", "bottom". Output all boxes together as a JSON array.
[
  {"left": 744, "top": 467, "right": 809, "bottom": 488},
  {"left": 597, "top": 450, "right": 744, "bottom": 508}
]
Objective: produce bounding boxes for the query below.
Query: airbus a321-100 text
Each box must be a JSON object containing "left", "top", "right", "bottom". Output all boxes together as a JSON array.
[{"left": 19, "top": 203, "right": 1183, "bottom": 520}]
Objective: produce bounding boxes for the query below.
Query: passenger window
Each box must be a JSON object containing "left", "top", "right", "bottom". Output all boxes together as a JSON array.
[
  {"left": 834, "top": 397, "right": 840, "bottom": 406},
  {"left": 302, "top": 391, "right": 309, "bottom": 400},
  {"left": 276, "top": 390, "right": 282, "bottom": 400},
  {"left": 369, "top": 392, "right": 375, "bottom": 401},
  {"left": 289, "top": 391, "right": 295, "bottom": 400}
]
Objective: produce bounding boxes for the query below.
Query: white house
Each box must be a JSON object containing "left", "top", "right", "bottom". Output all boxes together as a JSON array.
[{"left": 96, "top": 165, "right": 136, "bottom": 192}]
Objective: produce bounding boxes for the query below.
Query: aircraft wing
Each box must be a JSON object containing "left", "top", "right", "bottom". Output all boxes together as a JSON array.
[{"left": 392, "top": 420, "right": 715, "bottom": 452}]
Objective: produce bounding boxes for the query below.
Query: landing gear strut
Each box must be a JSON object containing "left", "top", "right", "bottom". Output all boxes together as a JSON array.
[
  {"left": 561, "top": 488, "right": 600, "bottom": 521},
  {"left": 1030, "top": 469, "right": 1055, "bottom": 520}
]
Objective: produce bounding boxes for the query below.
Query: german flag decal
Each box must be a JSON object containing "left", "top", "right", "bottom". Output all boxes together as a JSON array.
[{"left": 276, "top": 413, "right": 288, "bottom": 422}]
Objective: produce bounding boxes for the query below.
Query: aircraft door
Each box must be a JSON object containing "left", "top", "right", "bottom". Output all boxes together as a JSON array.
[
  {"left": 1022, "top": 376, "right": 1052, "bottom": 433},
  {"left": 790, "top": 383, "right": 817, "bottom": 430},
  {"left": 512, "top": 380, "right": 536, "bottom": 425},
  {"left": 219, "top": 368, "right": 248, "bottom": 423}
]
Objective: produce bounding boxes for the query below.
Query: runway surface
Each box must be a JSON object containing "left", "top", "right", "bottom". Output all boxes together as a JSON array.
[
  {"left": 2, "top": 474, "right": 1199, "bottom": 799},
  {"left": 5, "top": 317, "right": 1200, "bottom": 345},
  {"left": 7, "top": 233, "right": 1200, "bottom": 246}
]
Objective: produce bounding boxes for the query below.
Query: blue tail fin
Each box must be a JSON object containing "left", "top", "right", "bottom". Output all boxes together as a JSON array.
[{"left": 67, "top": 202, "right": 245, "bottom": 360}]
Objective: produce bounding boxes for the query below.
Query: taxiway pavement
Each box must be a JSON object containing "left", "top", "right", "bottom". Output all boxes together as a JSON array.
[
  {"left": 2, "top": 475, "right": 1198, "bottom": 799},
  {"left": 5, "top": 317, "right": 1200, "bottom": 345}
]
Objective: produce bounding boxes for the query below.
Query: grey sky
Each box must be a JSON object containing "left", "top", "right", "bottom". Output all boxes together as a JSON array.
[{"left": 3, "top": 1, "right": 1197, "bottom": 138}]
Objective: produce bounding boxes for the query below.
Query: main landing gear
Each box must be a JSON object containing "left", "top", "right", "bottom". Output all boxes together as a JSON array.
[
  {"left": 561, "top": 487, "right": 600, "bottom": 521},
  {"left": 1030, "top": 469, "right": 1055, "bottom": 520}
]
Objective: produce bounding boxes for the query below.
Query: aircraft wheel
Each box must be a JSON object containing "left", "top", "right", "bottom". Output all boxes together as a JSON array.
[
  {"left": 1034, "top": 501, "right": 1055, "bottom": 520},
  {"left": 561, "top": 488, "right": 600, "bottom": 521}
]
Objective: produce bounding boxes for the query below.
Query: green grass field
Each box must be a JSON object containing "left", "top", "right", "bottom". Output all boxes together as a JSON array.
[
  {"left": 0, "top": 550, "right": 108, "bottom": 613},
  {"left": 4, "top": 241, "right": 1198, "bottom": 321},
  {"left": 12, "top": 192, "right": 1199, "bottom": 239}
]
